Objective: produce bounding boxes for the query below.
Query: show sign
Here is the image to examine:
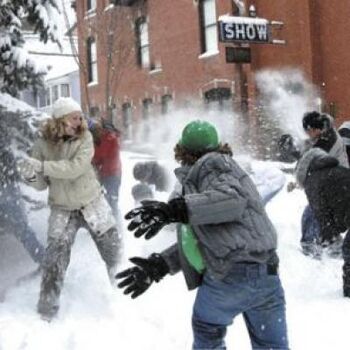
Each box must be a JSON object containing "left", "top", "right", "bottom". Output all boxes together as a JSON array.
[{"left": 218, "top": 15, "right": 270, "bottom": 44}]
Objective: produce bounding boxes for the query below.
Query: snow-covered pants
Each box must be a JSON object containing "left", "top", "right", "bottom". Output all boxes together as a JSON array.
[
  {"left": 37, "top": 209, "right": 121, "bottom": 318},
  {"left": 192, "top": 263, "right": 289, "bottom": 350}
]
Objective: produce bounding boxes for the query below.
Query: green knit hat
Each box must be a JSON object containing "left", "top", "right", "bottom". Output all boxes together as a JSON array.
[{"left": 179, "top": 120, "right": 219, "bottom": 152}]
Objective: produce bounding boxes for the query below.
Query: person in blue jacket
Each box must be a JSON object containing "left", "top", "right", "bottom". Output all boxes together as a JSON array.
[{"left": 117, "top": 120, "right": 289, "bottom": 350}]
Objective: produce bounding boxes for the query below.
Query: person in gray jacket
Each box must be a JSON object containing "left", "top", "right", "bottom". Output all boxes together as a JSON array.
[
  {"left": 116, "top": 120, "right": 289, "bottom": 349},
  {"left": 19, "top": 97, "right": 121, "bottom": 321}
]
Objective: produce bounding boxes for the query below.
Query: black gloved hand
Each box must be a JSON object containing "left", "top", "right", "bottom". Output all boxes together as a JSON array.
[
  {"left": 115, "top": 254, "right": 169, "bottom": 299},
  {"left": 125, "top": 198, "right": 188, "bottom": 240}
]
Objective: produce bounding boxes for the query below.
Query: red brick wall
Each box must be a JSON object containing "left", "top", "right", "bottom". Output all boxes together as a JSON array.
[
  {"left": 250, "top": 0, "right": 350, "bottom": 123},
  {"left": 75, "top": 0, "right": 350, "bottom": 127}
]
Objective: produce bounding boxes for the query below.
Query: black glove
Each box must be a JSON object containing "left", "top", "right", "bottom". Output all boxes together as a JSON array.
[
  {"left": 115, "top": 254, "right": 169, "bottom": 299},
  {"left": 125, "top": 198, "right": 188, "bottom": 240}
]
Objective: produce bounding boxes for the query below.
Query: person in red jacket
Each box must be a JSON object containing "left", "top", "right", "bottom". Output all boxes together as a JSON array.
[{"left": 89, "top": 119, "right": 122, "bottom": 218}]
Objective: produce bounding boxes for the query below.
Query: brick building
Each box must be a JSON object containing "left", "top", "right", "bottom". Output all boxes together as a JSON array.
[{"left": 75, "top": 0, "right": 350, "bottom": 140}]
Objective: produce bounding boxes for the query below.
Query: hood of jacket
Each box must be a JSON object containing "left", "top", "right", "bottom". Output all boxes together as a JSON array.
[{"left": 295, "top": 148, "right": 338, "bottom": 186}]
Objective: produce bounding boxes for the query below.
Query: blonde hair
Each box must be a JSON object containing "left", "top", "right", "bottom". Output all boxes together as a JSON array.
[{"left": 41, "top": 115, "right": 88, "bottom": 144}]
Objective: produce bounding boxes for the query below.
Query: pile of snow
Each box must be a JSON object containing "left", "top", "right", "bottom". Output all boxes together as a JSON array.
[
  {"left": 0, "top": 93, "right": 34, "bottom": 113},
  {"left": 0, "top": 152, "right": 349, "bottom": 349}
]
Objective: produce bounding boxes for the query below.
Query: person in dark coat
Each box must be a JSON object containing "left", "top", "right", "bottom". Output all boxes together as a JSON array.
[
  {"left": 295, "top": 147, "right": 350, "bottom": 297},
  {"left": 279, "top": 111, "right": 348, "bottom": 258},
  {"left": 301, "top": 111, "right": 348, "bottom": 257},
  {"left": 116, "top": 120, "right": 289, "bottom": 349}
]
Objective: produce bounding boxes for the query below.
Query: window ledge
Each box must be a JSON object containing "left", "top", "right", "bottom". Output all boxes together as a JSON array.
[
  {"left": 149, "top": 68, "right": 162, "bottom": 75},
  {"left": 198, "top": 50, "right": 220, "bottom": 59},
  {"left": 104, "top": 4, "right": 114, "bottom": 11},
  {"left": 87, "top": 81, "right": 99, "bottom": 87},
  {"left": 85, "top": 9, "right": 96, "bottom": 19}
]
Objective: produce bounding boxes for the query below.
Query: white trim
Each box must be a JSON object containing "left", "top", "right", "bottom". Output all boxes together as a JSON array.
[
  {"left": 87, "top": 81, "right": 99, "bottom": 87},
  {"left": 219, "top": 15, "right": 269, "bottom": 25},
  {"left": 85, "top": 9, "right": 96, "bottom": 20},
  {"left": 104, "top": 4, "right": 114, "bottom": 11},
  {"left": 198, "top": 50, "right": 220, "bottom": 59},
  {"left": 149, "top": 68, "right": 163, "bottom": 75}
]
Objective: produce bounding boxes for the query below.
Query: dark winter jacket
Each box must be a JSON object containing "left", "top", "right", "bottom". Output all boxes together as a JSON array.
[
  {"left": 312, "top": 127, "right": 349, "bottom": 167},
  {"left": 277, "top": 127, "right": 348, "bottom": 167},
  {"left": 296, "top": 148, "right": 350, "bottom": 242},
  {"left": 338, "top": 121, "right": 350, "bottom": 165},
  {"left": 161, "top": 152, "right": 278, "bottom": 288}
]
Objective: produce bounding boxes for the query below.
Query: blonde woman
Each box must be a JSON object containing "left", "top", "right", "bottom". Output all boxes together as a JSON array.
[{"left": 20, "top": 97, "right": 121, "bottom": 321}]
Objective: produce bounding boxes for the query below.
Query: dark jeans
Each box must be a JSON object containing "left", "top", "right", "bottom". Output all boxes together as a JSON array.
[
  {"left": 192, "top": 263, "right": 289, "bottom": 350},
  {"left": 301, "top": 204, "right": 320, "bottom": 243},
  {"left": 101, "top": 175, "right": 121, "bottom": 218},
  {"left": 301, "top": 205, "right": 343, "bottom": 258}
]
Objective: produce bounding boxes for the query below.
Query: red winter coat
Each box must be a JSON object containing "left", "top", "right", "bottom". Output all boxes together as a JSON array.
[{"left": 92, "top": 129, "right": 122, "bottom": 178}]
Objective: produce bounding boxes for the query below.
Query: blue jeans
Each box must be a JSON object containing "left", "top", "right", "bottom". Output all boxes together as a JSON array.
[
  {"left": 101, "top": 175, "right": 121, "bottom": 218},
  {"left": 301, "top": 205, "right": 320, "bottom": 243},
  {"left": 192, "top": 263, "right": 289, "bottom": 350}
]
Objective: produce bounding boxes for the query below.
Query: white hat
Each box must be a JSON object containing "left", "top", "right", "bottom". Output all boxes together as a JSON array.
[{"left": 52, "top": 97, "right": 82, "bottom": 119}]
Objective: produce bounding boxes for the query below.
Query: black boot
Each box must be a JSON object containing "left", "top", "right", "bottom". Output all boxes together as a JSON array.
[{"left": 342, "top": 264, "right": 350, "bottom": 297}]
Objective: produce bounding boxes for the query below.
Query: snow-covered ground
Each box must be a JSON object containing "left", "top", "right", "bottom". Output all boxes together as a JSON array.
[{"left": 0, "top": 151, "right": 349, "bottom": 350}]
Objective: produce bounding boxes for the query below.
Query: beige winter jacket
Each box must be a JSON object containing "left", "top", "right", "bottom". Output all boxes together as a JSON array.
[{"left": 29, "top": 131, "right": 102, "bottom": 211}]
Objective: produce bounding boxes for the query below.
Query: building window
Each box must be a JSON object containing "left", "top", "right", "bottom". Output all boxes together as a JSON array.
[
  {"left": 199, "top": 0, "right": 218, "bottom": 53},
  {"left": 38, "top": 90, "right": 46, "bottom": 108},
  {"left": 87, "top": 0, "right": 96, "bottom": 11},
  {"left": 122, "top": 102, "right": 133, "bottom": 140},
  {"left": 142, "top": 98, "right": 153, "bottom": 119},
  {"left": 135, "top": 17, "right": 150, "bottom": 68},
  {"left": 52, "top": 85, "right": 59, "bottom": 103},
  {"left": 204, "top": 88, "right": 232, "bottom": 110},
  {"left": 161, "top": 94, "right": 173, "bottom": 115},
  {"left": 45, "top": 88, "right": 50, "bottom": 106},
  {"left": 87, "top": 37, "right": 98, "bottom": 83},
  {"left": 61, "top": 84, "right": 70, "bottom": 97}
]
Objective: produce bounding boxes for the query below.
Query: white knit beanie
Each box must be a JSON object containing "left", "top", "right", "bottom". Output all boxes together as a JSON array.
[{"left": 52, "top": 97, "right": 82, "bottom": 119}]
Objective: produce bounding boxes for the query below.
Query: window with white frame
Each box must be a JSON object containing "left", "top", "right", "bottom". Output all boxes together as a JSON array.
[
  {"left": 136, "top": 17, "right": 150, "bottom": 68},
  {"left": 87, "top": 0, "right": 96, "bottom": 12},
  {"left": 52, "top": 85, "right": 59, "bottom": 103},
  {"left": 161, "top": 94, "right": 173, "bottom": 115},
  {"left": 61, "top": 84, "right": 70, "bottom": 97},
  {"left": 199, "top": 0, "right": 218, "bottom": 53},
  {"left": 87, "top": 37, "right": 98, "bottom": 83},
  {"left": 45, "top": 88, "right": 50, "bottom": 106},
  {"left": 38, "top": 90, "right": 46, "bottom": 108},
  {"left": 204, "top": 88, "right": 232, "bottom": 111},
  {"left": 122, "top": 102, "right": 133, "bottom": 140}
]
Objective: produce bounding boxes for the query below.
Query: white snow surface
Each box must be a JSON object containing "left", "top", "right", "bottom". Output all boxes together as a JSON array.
[
  {"left": 0, "top": 151, "right": 349, "bottom": 350},
  {"left": 0, "top": 93, "right": 34, "bottom": 112}
]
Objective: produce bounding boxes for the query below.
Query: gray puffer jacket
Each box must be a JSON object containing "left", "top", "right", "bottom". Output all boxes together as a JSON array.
[{"left": 162, "top": 152, "right": 278, "bottom": 288}]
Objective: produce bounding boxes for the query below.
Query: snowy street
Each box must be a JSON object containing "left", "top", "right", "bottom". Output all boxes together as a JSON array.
[
  {"left": 1, "top": 151, "right": 349, "bottom": 350},
  {"left": 1, "top": 0, "right": 350, "bottom": 348}
]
